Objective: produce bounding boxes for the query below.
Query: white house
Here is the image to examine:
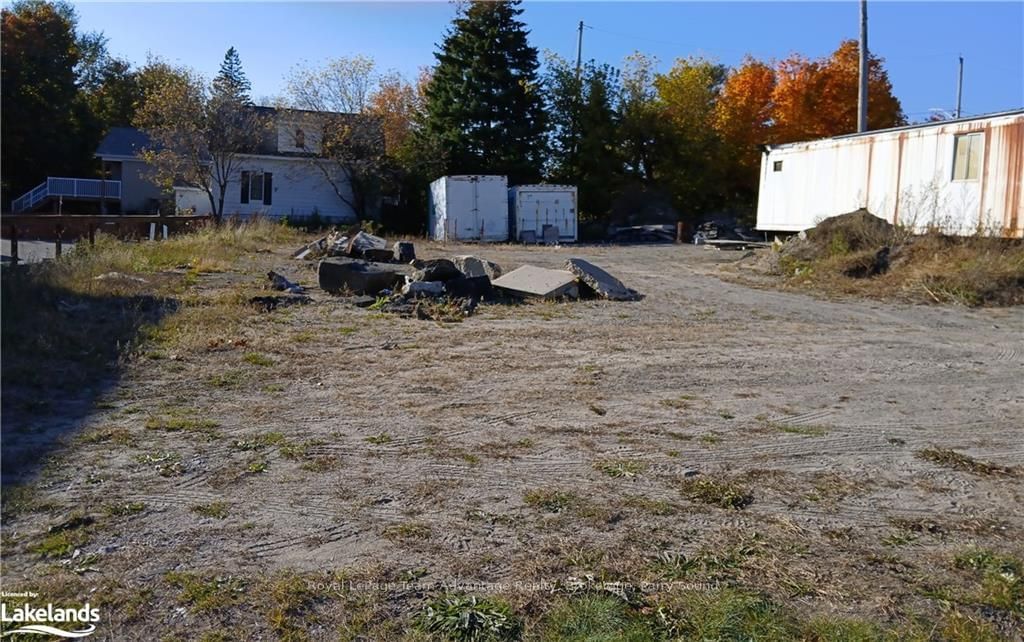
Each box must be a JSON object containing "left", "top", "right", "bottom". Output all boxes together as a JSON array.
[
  {"left": 89, "top": 107, "right": 370, "bottom": 221},
  {"left": 756, "top": 109, "right": 1024, "bottom": 237}
]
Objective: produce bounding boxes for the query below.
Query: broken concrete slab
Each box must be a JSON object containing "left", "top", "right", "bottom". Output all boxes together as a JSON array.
[
  {"left": 393, "top": 241, "right": 416, "bottom": 263},
  {"left": 361, "top": 248, "right": 394, "bottom": 263},
  {"left": 445, "top": 275, "right": 492, "bottom": 299},
  {"left": 292, "top": 237, "right": 326, "bottom": 259},
  {"left": 318, "top": 258, "right": 403, "bottom": 295},
  {"left": 411, "top": 258, "right": 462, "bottom": 282},
  {"left": 346, "top": 231, "right": 387, "bottom": 257},
  {"left": 402, "top": 280, "right": 445, "bottom": 297},
  {"left": 452, "top": 255, "right": 502, "bottom": 280},
  {"left": 492, "top": 265, "right": 579, "bottom": 300},
  {"left": 564, "top": 258, "right": 642, "bottom": 301}
]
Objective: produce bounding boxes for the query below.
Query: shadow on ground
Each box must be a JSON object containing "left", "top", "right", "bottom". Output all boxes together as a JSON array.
[{"left": 1, "top": 265, "right": 176, "bottom": 483}]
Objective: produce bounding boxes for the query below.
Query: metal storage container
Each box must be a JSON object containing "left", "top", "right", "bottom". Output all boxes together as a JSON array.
[
  {"left": 508, "top": 184, "right": 578, "bottom": 243},
  {"left": 428, "top": 175, "right": 509, "bottom": 242}
]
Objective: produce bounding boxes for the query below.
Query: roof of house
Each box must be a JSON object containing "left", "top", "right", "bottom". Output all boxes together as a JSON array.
[
  {"left": 95, "top": 127, "right": 153, "bottom": 159},
  {"left": 95, "top": 107, "right": 379, "bottom": 159}
]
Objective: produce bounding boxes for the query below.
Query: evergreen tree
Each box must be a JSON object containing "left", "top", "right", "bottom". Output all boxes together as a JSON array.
[
  {"left": 212, "top": 46, "right": 251, "bottom": 104},
  {"left": 417, "top": 0, "right": 546, "bottom": 183},
  {"left": 546, "top": 57, "right": 623, "bottom": 222}
]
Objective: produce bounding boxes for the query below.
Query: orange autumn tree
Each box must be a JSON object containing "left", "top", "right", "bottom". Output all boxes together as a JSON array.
[
  {"left": 772, "top": 40, "right": 904, "bottom": 143},
  {"left": 713, "top": 57, "right": 776, "bottom": 200},
  {"left": 367, "top": 71, "right": 419, "bottom": 154}
]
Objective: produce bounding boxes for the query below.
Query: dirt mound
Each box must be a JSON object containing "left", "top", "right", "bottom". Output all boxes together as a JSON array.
[{"left": 783, "top": 209, "right": 894, "bottom": 263}]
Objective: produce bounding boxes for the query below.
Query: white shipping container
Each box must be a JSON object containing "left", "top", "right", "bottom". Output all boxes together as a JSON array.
[
  {"left": 509, "top": 184, "right": 578, "bottom": 242},
  {"left": 428, "top": 175, "right": 509, "bottom": 242}
]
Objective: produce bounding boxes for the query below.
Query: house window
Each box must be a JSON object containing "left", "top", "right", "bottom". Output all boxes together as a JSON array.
[
  {"left": 250, "top": 172, "right": 264, "bottom": 201},
  {"left": 773, "top": 160, "right": 783, "bottom": 172},
  {"left": 952, "top": 132, "right": 982, "bottom": 180},
  {"left": 240, "top": 171, "right": 272, "bottom": 205},
  {"left": 294, "top": 128, "right": 305, "bottom": 148}
]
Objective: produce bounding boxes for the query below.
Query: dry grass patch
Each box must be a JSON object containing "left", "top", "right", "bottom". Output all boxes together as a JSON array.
[{"left": 916, "top": 447, "right": 1019, "bottom": 477}]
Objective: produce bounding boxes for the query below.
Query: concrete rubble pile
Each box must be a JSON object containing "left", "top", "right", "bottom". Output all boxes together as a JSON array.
[
  {"left": 293, "top": 230, "right": 402, "bottom": 262},
  {"left": 308, "top": 239, "right": 642, "bottom": 320}
]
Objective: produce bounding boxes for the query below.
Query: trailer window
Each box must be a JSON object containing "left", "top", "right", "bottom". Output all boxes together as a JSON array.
[
  {"left": 952, "top": 133, "right": 982, "bottom": 181},
  {"left": 773, "top": 161, "right": 783, "bottom": 172}
]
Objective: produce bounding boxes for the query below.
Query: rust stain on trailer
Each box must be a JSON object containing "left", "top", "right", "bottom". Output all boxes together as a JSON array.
[
  {"left": 892, "top": 132, "right": 906, "bottom": 224},
  {"left": 1003, "top": 119, "right": 1023, "bottom": 235},
  {"left": 979, "top": 124, "right": 992, "bottom": 231}
]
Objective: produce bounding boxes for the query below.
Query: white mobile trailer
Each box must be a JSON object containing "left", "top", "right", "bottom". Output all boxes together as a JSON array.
[
  {"left": 756, "top": 109, "right": 1024, "bottom": 237},
  {"left": 428, "top": 175, "right": 509, "bottom": 242},
  {"left": 508, "top": 184, "right": 578, "bottom": 242}
]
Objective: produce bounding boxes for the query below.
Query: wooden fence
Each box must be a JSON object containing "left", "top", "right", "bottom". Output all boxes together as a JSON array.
[{"left": 1, "top": 214, "right": 213, "bottom": 264}]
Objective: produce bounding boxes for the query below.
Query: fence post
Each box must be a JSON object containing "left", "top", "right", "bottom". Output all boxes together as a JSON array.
[
  {"left": 89, "top": 224, "right": 96, "bottom": 246},
  {"left": 55, "top": 225, "right": 64, "bottom": 258}
]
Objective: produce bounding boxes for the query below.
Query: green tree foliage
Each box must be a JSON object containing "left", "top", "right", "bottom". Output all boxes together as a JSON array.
[
  {"left": 212, "top": 46, "right": 252, "bottom": 105},
  {"left": 416, "top": 0, "right": 547, "bottom": 184},
  {"left": 545, "top": 55, "right": 623, "bottom": 222},
  {"left": 79, "top": 35, "right": 143, "bottom": 131},
  {"left": 1, "top": 0, "right": 98, "bottom": 205},
  {"left": 653, "top": 57, "right": 729, "bottom": 219},
  {"left": 135, "top": 62, "right": 268, "bottom": 222},
  {"left": 618, "top": 52, "right": 662, "bottom": 184}
]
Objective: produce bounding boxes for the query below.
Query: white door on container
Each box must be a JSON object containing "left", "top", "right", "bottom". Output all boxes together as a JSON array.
[{"left": 478, "top": 181, "right": 507, "bottom": 240}]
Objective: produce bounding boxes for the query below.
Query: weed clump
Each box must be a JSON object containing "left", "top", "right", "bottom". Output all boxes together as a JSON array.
[
  {"left": 418, "top": 594, "right": 521, "bottom": 642},
  {"left": 680, "top": 477, "right": 753, "bottom": 509}
]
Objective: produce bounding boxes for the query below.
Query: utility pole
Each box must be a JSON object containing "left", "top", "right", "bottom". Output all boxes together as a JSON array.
[
  {"left": 955, "top": 55, "right": 964, "bottom": 119},
  {"left": 576, "top": 21, "right": 584, "bottom": 78},
  {"left": 857, "top": 0, "right": 868, "bottom": 133}
]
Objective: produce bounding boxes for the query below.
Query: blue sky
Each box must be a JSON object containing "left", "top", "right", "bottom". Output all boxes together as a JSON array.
[{"left": 69, "top": 1, "right": 1024, "bottom": 121}]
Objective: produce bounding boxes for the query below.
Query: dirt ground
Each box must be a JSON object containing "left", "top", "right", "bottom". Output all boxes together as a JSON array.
[{"left": 2, "top": 240, "right": 1022, "bottom": 639}]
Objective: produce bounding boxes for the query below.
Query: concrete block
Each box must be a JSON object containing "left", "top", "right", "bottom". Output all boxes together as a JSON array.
[
  {"left": 492, "top": 265, "right": 578, "bottom": 299},
  {"left": 452, "top": 255, "right": 502, "bottom": 280},
  {"left": 564, "top": 258, "right": 642, "bottom": 301},
  {"left": 318, "top": 258, "right": 403, "bottom": 295}
]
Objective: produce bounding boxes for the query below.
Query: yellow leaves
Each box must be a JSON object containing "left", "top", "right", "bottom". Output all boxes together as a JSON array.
[{"left": 654, "top": 57, "right": 726, "bottom": 134}]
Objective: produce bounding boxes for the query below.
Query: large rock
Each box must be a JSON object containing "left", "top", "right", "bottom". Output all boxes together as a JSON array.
[
  {"left": 318, "top": 258, "right": 403, "bottom": 295},
  {"left": 564, "top": 258, "right": 641, "bottom": 301},
  {"left": 445, "top": 275, "right": 493, "bottom": 299},
  {"left": 492, "top": 265, "right": 578, "bottom": 299},
  {"left": 452, "top": 255, "right": 502, "bottom": 280},
  {"left": 411, "top": 258, "right": 462, "bottom": 282},
  {"left": 346, "top": 230, "right": 387, "bottom": 257}
]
